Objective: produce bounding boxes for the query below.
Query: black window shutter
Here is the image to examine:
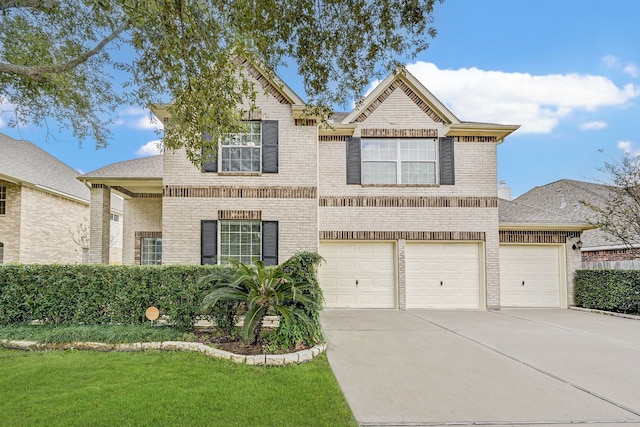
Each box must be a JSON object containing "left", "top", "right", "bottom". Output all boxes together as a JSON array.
[
  {"left": 262, "top": 221, "right": 278, "bottom": 266},
  {"left": 201, "top": 220, "right": 217, "bottom": 265},
  {"left": 439, "top": 137, "right": 455, "bottom": 185},
  {"left": 346, "top": 137, "right": 361, "bottom": 185},
  {"left": 262, "top": 121, "right": 278, "bottom": 173},
  {"left": 202, "top": 133, "right": 217, "bottom": 172}
]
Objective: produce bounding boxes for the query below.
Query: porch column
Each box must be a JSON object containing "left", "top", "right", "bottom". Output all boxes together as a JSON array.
[{"left": 89, "top": 184, "right": 111, "bottom": 264}]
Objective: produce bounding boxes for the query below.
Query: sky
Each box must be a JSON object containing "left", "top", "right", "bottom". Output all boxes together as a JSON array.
[{"left": 2, "top": 0, "right": 640, "bottom": 198}]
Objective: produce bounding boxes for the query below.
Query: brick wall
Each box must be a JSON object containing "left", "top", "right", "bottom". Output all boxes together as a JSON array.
[
  {"left": 582, "top": 248, "right": 638, "bottom": 262},
  {"left": 0, "top": 180, "right": 21, "bottom": 263},
  {"left": 18, "top": 185, "right": 88, "bottom": 264},
  {"left": 122, "top": 197, "right": 162, "bottom": 264}
]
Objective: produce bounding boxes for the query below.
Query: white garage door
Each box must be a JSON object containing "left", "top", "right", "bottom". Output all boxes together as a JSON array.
[
  {"left": 406, "top": 243, "right": 480, "bottom": 309},
  {"left": 319, "top": 242, "right": 396, "bottom": 308},
  {"left": 499, "top": 245, "right": 561, "bottom": 308}
]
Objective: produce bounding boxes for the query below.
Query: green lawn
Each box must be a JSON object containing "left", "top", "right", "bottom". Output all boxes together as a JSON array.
[{"left": 0, "top": 349, "right": 356, "bottom": 427}]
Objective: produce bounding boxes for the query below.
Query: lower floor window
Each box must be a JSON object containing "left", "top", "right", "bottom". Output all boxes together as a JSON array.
[
  {"left": 220, "top": 220, "right": 261, "bottom": 264},
  {"left": 141, "top": 237, "right": 162, "bottom": 265}
]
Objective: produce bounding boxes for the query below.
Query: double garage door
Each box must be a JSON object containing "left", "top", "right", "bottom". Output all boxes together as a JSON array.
[{"left": 319, "top": 242, "right": 481, "bottom": 309}]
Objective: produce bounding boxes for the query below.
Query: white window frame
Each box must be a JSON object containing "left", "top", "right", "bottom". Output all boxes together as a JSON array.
[
  {"left": 219, "top": 220, "right": 262, "bottom": 264},
  {"left": 141, "top": 237, "right": 162, "bottom": 265},
  {"left": 361, "top": 138, "right": 438, "bottom": 185},
  {"left": 0, "top": 185, "right": 6, "bottom": 215},
  {"left": 219, "top": 121, "right": 262, "bottom": 173}
]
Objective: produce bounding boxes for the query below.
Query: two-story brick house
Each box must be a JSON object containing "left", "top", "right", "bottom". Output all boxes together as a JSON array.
[{"left": 80, "top": 65, "right": 590, "bottom": 310}]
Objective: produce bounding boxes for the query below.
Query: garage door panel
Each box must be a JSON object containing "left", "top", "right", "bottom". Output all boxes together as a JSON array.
[
  {"left": 500, "top": 245, "right": 561, "bottom": 308},
  {"left": 406, "top": 243, "right": 480, "bottom": 309},
  {"left": 319, "top": 242, "right": 396, "bottom": 308}
]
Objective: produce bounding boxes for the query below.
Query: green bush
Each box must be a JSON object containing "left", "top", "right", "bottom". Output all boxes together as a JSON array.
[
  {"left": 574, "top": 269, "right": 640, "bottom": 314},
  {"left": 0, "top": 253, "right": 326, "bottom": 339},
  {"left": 0, "top": 264, "right": 219, "bottom": 331}
]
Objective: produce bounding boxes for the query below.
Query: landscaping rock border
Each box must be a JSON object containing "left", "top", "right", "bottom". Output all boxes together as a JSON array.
[
  {"left": 0, "top": 339, "right": 326, "bottom": 366},
  {"left": 570, "top": 306, "right": 640, "bottom": 320}
]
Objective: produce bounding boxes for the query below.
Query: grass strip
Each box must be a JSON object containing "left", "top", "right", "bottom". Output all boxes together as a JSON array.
[{"left": 0, "top": 349, "right": 356, "bottom": 427}]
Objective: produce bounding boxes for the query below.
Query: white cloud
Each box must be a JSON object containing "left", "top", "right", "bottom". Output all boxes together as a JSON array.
[
  {"left": 404, "top": 62, "right": 640, "bottom": 134},
  {"left": 136, "top": 139, "right": 163, "bottom": 156},
  {"left": 617, "top": 140, "right": 640, "bottom": 157},
  {"left": 116, "top": 107, "right": 164, "bottom": 130},
  {"left": 580, "top": 121, "right": 607, "bottom": 130},
  {"left": 603, "top": 54, "right": 620, "bottom": 69},
  {"left": 135, "top": 115, "right": 164, "bottom": 130},
  {"left": 624, "top": 63, "right": 639, "bottom": 78}
]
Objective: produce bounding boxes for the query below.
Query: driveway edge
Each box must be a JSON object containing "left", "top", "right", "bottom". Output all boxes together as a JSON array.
[{"left": 569, "top": 306, "right": 640, "bottom": 321}]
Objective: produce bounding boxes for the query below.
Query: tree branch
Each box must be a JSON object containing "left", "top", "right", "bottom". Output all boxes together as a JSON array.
[
  {"left": 0, "top": 19, "right": 130, "bottom": 82},
  {"left": 0, "top": 0, "right": 57, "bottom": 10}
]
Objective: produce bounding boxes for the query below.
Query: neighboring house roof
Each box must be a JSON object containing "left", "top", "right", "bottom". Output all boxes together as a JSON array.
[
  {"left": 514, "top": 179, "right": 629, "bottom": 250},
  {"left": 0, "top": 133, "right": 90, "bottom": 202},
  {"left": 78, "top": 155, "right": 163, "bottom": 196},
  {"left": 498, "top": 199, "right": 591, "bottom": 231},
  {"left": 79, "top": 155, "right": 163, "bottom": 179}
]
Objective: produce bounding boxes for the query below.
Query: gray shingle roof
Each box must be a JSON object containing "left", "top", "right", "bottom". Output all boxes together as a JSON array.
[
  {"left": 0, "top": 133, "right": 90, "bottom": 201},
  {"left": 499, "top": 199, "right": 590, "bottom": 228},
  {"left": 79, "top": 155, "right": 163, "bottom": 179},
  {"left": 514, "top": 179, "right": 629, "bottom": 249}
]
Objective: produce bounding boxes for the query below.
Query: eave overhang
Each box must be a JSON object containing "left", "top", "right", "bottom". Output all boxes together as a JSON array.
[{"left": 447, "top": 123, "right": 521, "bottom": 142}]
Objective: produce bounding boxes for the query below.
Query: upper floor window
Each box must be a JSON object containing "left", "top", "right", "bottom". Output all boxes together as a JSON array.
[
  {"left": 361, "top": 138, "right": 436, "bottom": 184},
  {"left": 0, "top": 185, "right": 6, "bottom": 215},
  {"left": 141, "top": 237, "right": 162, "bottom": 265},
  {"left": 220, "top": 121, "right": 262, "bottom": 173},
  {"left": 202, "top": 120, "right": 278, "bottom": 174},
  {"left": 346, "top": 136, "right": 454, "bottom": 186},
  {"left": 110, "top": 213, "right": 120, "bottom": 222}
]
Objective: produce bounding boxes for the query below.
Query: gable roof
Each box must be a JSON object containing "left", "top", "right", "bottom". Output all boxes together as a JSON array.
[
  {"left": 0, "top": 133, "right": 89, "bottom": 202},
  {"left": 341, "top": 69, "right": 519, "bottom": 141},
  {"left": 514, "top": 179, "right": 630, "bottom": 249},
  {"left": 499, "top": 199, "right": 591, "bottom": 231}
]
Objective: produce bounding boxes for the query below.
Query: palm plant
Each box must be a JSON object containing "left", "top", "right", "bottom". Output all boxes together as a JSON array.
[{"left": 199, "top": 259, "right": 320, "bottom": 345}]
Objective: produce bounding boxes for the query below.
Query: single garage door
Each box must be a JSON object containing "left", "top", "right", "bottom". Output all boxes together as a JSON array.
[
  {"left": 499, "top": 245, "right": 561, "bottom": 307},
  {"left": 406, "top": 243, "right": 481, "bottom": 309},
  {"left": 319, "top": 242, "right": 396, "bottom": 308}
]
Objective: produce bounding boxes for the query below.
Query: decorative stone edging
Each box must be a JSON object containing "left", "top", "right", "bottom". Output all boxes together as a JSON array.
[
  {"left": 569, "top": 306, "right": 640, "bottom": 321},
  {"left": 0, "top": 339, "right": 327, "bottom": 366}
]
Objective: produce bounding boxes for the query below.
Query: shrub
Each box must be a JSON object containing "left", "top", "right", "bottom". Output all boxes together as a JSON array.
[
  {"left": 574, "top": 269, "right": 640, "bottom": 314},
  {"left": 0, "top": 264, "right": 219, "bottom": 331}
]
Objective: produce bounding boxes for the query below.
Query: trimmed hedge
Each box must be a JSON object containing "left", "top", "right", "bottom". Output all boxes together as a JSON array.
[
  {"left": 574, "top": 269, "right": 640, "bottom": 314},
  {"left": 0, "top": 264, "right": 219, "bottom": 330},
  {"left": 0, "top": 252, "right": 324, "bottom": 333}
]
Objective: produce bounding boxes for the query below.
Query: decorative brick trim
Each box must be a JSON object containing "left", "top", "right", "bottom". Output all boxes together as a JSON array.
[
  {"left": 112, "top": 186, "right": 162, "bottom": 199},
  {"left": 319, "top": 196, "right": 498, "bottom": 208},
  {"left": 354, "top": 78, "right": 445, "bottom": 123},
  {"left": 454, "top": 136, "right": 498, "bottom": 143},
  {"left": 134, "top": 231, "right": 162, "bottom": 265},
  {"left": 242, "top": 60, "right": 291, "bottom": 105},
  {"left": 242, "top": 110, "right": 262, "bottom": 120},
  {"left": 320, "top": 230, "right": 486, "bottom": 241},
  {"left": 499, "top": 230, "right": 580, "bottom": 244},
  {"left": 164, "top": 185, "right": 317, "bottom": 199},
  {"left": 361, "top": 128, "right": 438, "bottom": 138},
  {"left": 294, "top": 118, "right": 317, "bottom": 126},
  {"left": 218, "top": 210, "right": 262, "bottom": 220},
  {"left": 319, "top": 135, "right": 347, "bottom": 142}
]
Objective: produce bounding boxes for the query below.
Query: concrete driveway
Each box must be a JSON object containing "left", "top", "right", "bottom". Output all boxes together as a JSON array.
[{"left": 321, "top": 309, "right": 640, "bottom": 426}]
